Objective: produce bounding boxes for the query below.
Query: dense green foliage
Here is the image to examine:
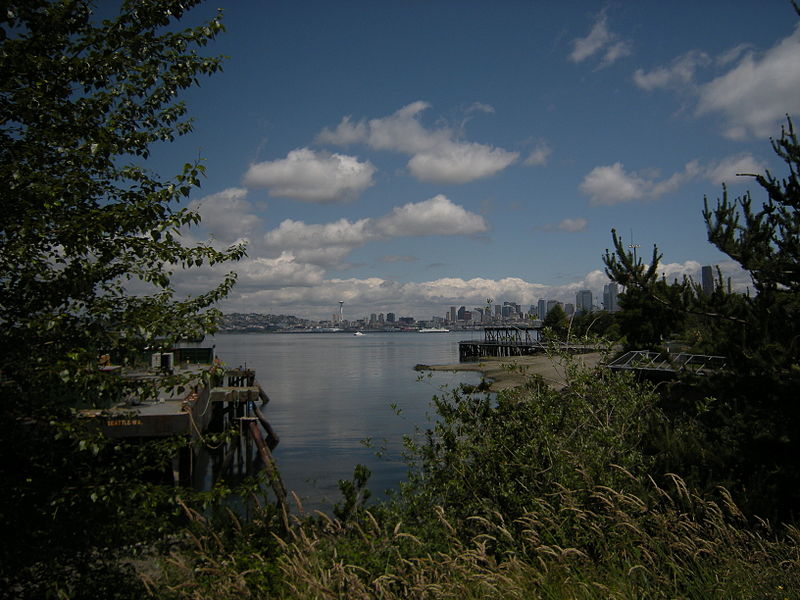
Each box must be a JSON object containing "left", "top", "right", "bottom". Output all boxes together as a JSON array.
[
  {"left": 145, "top": 359, "right": 800, "bottom": 599},
  {"left": 0, "top": 1, "right": 243, "bottom": 594},
  {"left": 4, "top": 2, "right": 799, "bottom": 598},
  {"left": 604, "top": 118, "right": 800, "bottom": 521}
]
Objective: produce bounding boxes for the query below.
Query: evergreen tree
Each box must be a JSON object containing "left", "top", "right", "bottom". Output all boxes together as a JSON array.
[
  {"left": 542, "top": 303, "right": 568, "bottom": 339},
  {"left": 603, "top": 118, "right": 800, "bottom": 519}
]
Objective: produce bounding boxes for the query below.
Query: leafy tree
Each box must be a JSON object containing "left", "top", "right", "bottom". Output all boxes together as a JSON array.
[
  {"left": 541, "top": 303, "right": 568, "bottom": 338},
  {"left": 603, "top": 117, "right": 800, "bottom": 519},
  {"left": 0, "top": 0, "right": 244, "bottom": 591}
]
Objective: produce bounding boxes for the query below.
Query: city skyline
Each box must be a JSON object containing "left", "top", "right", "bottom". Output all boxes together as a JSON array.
[{"left": 150, "top": 2, "right": 798, "bottom": 319}]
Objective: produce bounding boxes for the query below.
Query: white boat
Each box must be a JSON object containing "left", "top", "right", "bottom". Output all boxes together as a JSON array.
[
  {"left": 418, "top": 327, "right": 449, "bottom": 333},
  {"left": 353, "top": 331, "right": 364, "bottom": 336}
]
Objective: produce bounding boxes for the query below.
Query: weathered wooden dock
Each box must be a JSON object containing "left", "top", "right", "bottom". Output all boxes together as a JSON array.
[
  {"left": 458, "top": 326, "right": 596, "bottom": 360},
  {"left": 81, "top": 348, "right": 285, "bottom": 514}
]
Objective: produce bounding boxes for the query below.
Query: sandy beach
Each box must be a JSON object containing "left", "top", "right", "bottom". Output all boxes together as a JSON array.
[{"left": 420, "top": 352, "right": 605, "bottom": 392}]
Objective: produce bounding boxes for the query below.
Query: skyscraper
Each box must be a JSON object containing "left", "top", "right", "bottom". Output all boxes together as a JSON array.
[
  {"left": 537, "top": 298, "right": 547, "bottom": 320},
  {"left": 701, "top": 265, "right": 714, "bottom": 296},
  {"left": 576, "top": 290, "right": 593, "bottom": 314},
  {"left": 603, "top": 283, "right": 619, "bottom": 312}
]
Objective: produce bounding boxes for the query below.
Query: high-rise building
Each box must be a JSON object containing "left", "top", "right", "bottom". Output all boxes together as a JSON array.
[
  {"left": 386, "top": 312, "right": 396, "bottom": 323},
  {"left": 449, "top": 306, "right": 457, "bottom": 323},
  {"left": 537, "top": 299, "right": 547, "bottom": 320},
  {"left": 564, "top": 303, "right": 574, "bottom": 316},
  {"left": 457, "top": 306, "right": 467, "bottom": 321},
  {"left": 576, "top": 290, "right": 593, "bottom": 314},
  {"left": 701, "top": 265, "right": 714, "bottom": 296},
  {"left": 603, "top": 283, "right": 619, "bottom": 312}
]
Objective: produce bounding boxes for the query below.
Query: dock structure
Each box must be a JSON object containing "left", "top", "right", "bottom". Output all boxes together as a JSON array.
[
  {"left": 607, "top": 350, "right": 726, "bottom": 379},
  {"left": 458, "top": 326, "right": 596, "bottom": 360},
  {"left": 81, "top": 348, "right": 285, "bottom": 512}
]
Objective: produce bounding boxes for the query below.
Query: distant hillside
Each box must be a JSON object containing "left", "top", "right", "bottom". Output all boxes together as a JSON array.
[{"left": 219, "top": 312, "right": 312, "bottom": 332}]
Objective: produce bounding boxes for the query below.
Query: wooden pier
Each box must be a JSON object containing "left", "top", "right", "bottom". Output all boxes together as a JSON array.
[
  {"left": 458, "top": 326, "right": 597, "bottom": 360},
  {"left": 81, "top": 348, "right": 285, "bottom": 513}
]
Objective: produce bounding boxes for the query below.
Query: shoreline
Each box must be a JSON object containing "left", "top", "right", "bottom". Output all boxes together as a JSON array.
[{"left": 419, "top": 352, "right": 604, "bottom": 392}]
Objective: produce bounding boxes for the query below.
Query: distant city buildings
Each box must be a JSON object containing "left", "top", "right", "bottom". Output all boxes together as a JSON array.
[
  {"left": 603, "top": 283, "right": 619, "bottom": 313},
  {"left": 576, "top": 290, "right": 593, "bottom": 314},
  {"left": 701, "top": 265, "right": 714, "bottom": 296}
]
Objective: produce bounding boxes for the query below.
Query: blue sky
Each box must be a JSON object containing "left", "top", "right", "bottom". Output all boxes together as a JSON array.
[{"left": 157, "top": 1, "right": 800, "bottom": 321}]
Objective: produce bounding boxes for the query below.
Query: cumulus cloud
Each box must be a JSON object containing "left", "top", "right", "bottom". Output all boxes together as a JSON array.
[
  {"left": 524, "top": 141, "right": 552, "bottom": 166},
  {"left": 264, "top": 218, "right": 372, "bottom": 250},
  {"left": 580, "top": 156, "right": 760, "bottom": 205},
  {"left": 372, "top": 195, "right": 488, "bottom": 237},
  {"left": 235, "top": 253, "right": 326, "bottom": 289},
  {"left": 703, "top": 154, "right": 766, "bottom": 186},
  {"left": 316, "top": 102, "right": 518, "bottom": 184},
  {"left": 634, "top": 25, "right": 800, "bottom": 139},
  {"left": 558, "top": 217, "right": 588, "bottom": 232},
  {"left": 580, "top": 162, "right": 652, "bottom": 205},
  {"left": 406, "top": 144, "right": 518, "bottom": 184},
  {"left": 213, "top": 269, "right": 633, "bottom": 320},
  {"left": 188, "top": 187, "right": 261, "bottom": 245},
  {"left": 243, "top": 148, "right": 376, "bottom": 202},
  {"left": 569, "top": 11, "right": 631, "bottom": 67},
  {"left": 696, "top": 25, "right": 800, "bottom": 139},
  {"left": 260, "top": 195, "right": 485, "bottom": 270}
]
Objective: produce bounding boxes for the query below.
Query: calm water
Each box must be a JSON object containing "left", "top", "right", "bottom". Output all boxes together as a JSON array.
[{"left": 209, "top": 331, "right": 484, "bottom": 510}]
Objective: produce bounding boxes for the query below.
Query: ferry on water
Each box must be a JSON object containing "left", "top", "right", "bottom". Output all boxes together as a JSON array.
[{"left": 419, "top": 327, "right": 449, "bottom": 333}]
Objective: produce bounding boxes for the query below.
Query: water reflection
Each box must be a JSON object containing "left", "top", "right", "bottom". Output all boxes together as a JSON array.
[{"left": 209, "top": 332, "right": 484, "bottom": 511}]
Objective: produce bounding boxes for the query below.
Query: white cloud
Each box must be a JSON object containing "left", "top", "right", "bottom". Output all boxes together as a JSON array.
[
  {"left": 243, "top": 148, "right": 376, "bottom": 202},
  {"left": 235, "top": 253, "right": 326, "bottom": 289},
  {"left": 580, "top": 156, "right": 759, "bottom": 205},
  {"left": 634, "top": 26, "right": 800, "bottom": 139},
  {"left": 696, "top": 25, "right": 800, "bottom": 139},
  {"left": 570, "top": 11, "right": 630, "bottom": 66},
  {"left": 316, "top": 102, "right": 518, "bottom": 184},
  {"left": 188, "top": 187, "right": 260, "bottom": 245},
  {"left": 524, "top": 141, "right": 552, "bottom": 166},
  {"left": 602, "top": 41, "right": 632, "bottom": 66},
  {"left": 407, "top": 143, "right": 518, "bottom": 184},
  {"left": 580, "top": 162, "right": 651, "bottom": 205},
  {"left": 558, "top": 217, "right": 588, "bottom": 232},
  {"left": 633, "top": 50, "right": 711, "bottom": 91},
  {"left": 703, "top": 154, "right": 766, "bottom": 186},
  {"left": 260, "top": 195, "right": 485, "bottom": 270},
  {"left": 214, "top": 269, "right": 633, "bottom": 320},
  {"left": 373, "top": 195, "right": 488, "bottom": 237},
  {"left": 263, "top": 218, "right": 373, "bottom": 268},
  {"left": 264, "top": 218, "right": 372, "bottom": 250},
  {"left": 537, "top": 217, "right": 588, "bottom": 233}
]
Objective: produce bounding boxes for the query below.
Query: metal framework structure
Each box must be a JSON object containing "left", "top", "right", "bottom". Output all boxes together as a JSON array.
[
  {"left": 483, "top": 326, "right": 540, "bottom": 345},
  {"left": 607, "top": 351, "right": 726, "bottom": 376}
]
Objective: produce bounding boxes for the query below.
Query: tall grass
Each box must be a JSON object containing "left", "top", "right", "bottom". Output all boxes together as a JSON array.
[{"left": 144, "top": 352, "right": 800, "bottom": 599}]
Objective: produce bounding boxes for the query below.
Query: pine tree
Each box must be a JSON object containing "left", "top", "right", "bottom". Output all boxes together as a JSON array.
[{"left": 603, "top": 118, "right": 800, "bottom": 519}]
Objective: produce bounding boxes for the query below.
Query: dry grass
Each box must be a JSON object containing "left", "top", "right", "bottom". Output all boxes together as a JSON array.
[{"left": 148, "top": 475, "right": 800, "bottom": 599}]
